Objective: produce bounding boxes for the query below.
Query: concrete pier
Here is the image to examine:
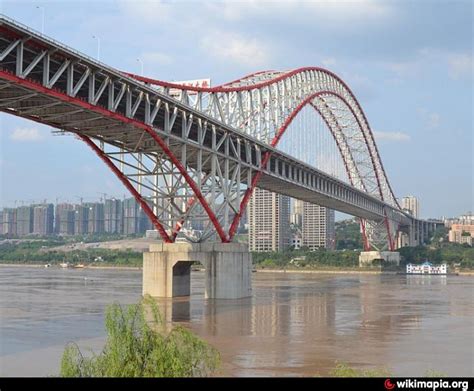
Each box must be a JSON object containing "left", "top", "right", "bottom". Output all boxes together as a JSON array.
[
  {"left": 359, "top": 251, "right": 400, "bottom": 267},
  {"left": 143, "top": 242, "right": 252, "bottom": 299}
]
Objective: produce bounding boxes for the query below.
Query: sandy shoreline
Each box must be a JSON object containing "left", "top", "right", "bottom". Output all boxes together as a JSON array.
[
  {"left": 255, "top": 268, "right": 393, "bottom": 275},
  {"left": 0, "top": 263, "right": 142, "bottom": 271}
]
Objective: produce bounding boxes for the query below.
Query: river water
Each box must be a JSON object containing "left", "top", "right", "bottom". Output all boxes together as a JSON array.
[{"left": 0, "top": 266, "right": 472, "bottom": 377}]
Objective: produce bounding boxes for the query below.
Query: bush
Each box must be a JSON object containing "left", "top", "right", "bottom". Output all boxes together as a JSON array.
[
  {"left": 326, "top": 362, "right": 445, "bottom": 377},
  {"left": 261, "top": 259, "right": 276, "bottom": 268},
  {"left": 60, "top": 296, "right": 220, "bottom": 377},
  {"left": 329, "top": 363, "right": 391, "bottom": 377}
]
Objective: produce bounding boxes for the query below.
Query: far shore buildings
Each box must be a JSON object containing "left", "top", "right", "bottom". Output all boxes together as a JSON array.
[
  {"left": 33, "top": 204, "right": 54, "bottom": 236},
  {"left": 16, "top": 205, "right": 33, "bottom": 236},
  {"left": 249, "top": 192, "right": 335, "bottom": 252},
  {"left": 445, "top": 212, "right": 473, "bottom": 246},
  {"left": 401, "top": 196, "right": 420, "bottom": 218},
  {"left": 448, "top": 223, "right": 474, "bottom": 246},
  {"left": 248, "top": 188, "right": 291, "bottom": 252},
  {"left": 0, "top": 197, "right": 151, "bottom": 238},
  {"left": 301, "top": 202, "right": 335, "bottom": 250}
]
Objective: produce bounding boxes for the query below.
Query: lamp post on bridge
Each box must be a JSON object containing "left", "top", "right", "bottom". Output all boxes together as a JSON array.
[
  {"left": 36, "top": 6, "right": 45, "bottom": 34},
  {"left": 136, "top": 58, "right": 144, "bottom": 76},
  {"left": 92, "top": 35, "right": 100, "bottom": 61}
]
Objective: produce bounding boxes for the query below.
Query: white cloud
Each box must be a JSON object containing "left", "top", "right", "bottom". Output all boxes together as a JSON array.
[
  {"left": 447, "top": 53, "right": 473, "bottom": 80},
  {"left": 384, "top": 49, "right": 473, "bottom": 81},
  {"left": 118, "top": 0, "right": 171, "bottom": 23},
  {"left": 303, "top": 0, "right": 392, "bottom": 20},
  {"left": 200, "top": 32, "right": 270, "bottom": 67},
  {"left": 207, "top": 0, "right": 392, "bottom": 23},
  {"left": 9, "top": 128, "right": 44, "bottom": 142},
  {"left": 374, "top": 131, "right": 411, "bottom": 142}
]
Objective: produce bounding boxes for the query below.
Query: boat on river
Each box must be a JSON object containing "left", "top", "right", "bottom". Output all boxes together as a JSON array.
[{"left": 406, "top": 262, "right": 447, "bottom": 275}]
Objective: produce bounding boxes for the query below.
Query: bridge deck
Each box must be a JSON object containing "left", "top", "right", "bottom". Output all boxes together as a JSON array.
[{"left": 0, "top": 15, "right": 420, "bottom": 242}]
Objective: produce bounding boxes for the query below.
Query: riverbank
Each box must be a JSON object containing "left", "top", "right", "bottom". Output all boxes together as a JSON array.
[
  {"left": 255, "top": 268, "right": 395, "bottom": 275},
  {"left": 256, "top": 267, "right": 474, "bottom": 275},
  {"left": 0, "top": 262, "right": 384, "bottom": 274},
  {"left": 0, "top": 263, "right": 142, "bottom": 271},
  {"left": 1, "top": 262, "right": 472, "bottom": 275}
]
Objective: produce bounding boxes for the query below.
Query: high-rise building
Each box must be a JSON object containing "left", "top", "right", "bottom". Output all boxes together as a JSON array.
[
  {"left": 2, "top": 208, "right": 17, "bottom": 237},
  {"left": 401, "top": 196, "right": 420, "bottom": 218},
  {"left": 248, "top": 188, "right": 290, "bottom": 252},
  {"left": 447, "top": 213, "right": 474, "bottom": 246},
  {"left": 104, "top": 198, "right": 123, "bottom": 234},
  {"left": 85, "top": 202, "right": 105, "bottom": 234},
  {"left": 301, "top": 203, "right": 335, "bottom": 250},
  {"left": 291, "top": 199, "right": 303, "bottom": 226},
  {"left": 0, "top": 211, "right": 3, "bottom": 235},
  {"left": 55, "top": 203, "right": 75, "bottom": 235},
  {"left": 16, "top": 205, "right": 33, "bottom": 236},
  {"left": 139, "top": 198, "right": 153, "bottom": 233},
  {"left": 74, "top": 204, "right": 89, "bottom": 235},
  {"left": 123, "top": 197, "right": 141, "bottom": 235},
  {"left": 55, "top": 203, "right": 75, "bottom": 236},
  {"left": 60, "top": 210, "right": 75, "bottom": 235},
  {"left": 33, "top": 204, "right": 54, "bottom": 236}
]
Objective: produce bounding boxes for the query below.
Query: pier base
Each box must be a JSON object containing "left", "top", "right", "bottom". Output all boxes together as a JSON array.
[
  {"left": 359, "top": 251, "right": 400, "bottom": 267},
  {"left": 143, "top": 242, "right": 252, "bottom": 299}
]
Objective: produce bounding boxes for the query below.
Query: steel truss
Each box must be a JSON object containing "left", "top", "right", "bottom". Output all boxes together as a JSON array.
[{"left": 0, "top": 15, "right": 413, "bottom": 249}]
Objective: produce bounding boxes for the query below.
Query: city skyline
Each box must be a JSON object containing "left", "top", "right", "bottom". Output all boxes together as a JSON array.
[
  {"left": 0, "top": 1, "right": 472, "bottom": 220},
  {"left": 0, "top": 197, "right": 154, "bottom": 237}
]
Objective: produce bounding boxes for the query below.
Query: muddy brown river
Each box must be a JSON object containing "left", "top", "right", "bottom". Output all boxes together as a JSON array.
[{"left": 0, "top": 266, "right": 472, "bottom": 376}]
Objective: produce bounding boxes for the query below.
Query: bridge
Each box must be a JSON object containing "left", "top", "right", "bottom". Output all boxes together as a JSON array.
[{"left": 0, "top": 15, "right": 437, "bottom": 298}]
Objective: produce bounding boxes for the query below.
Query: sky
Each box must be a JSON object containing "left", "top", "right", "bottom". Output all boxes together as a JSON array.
[{"left": 0, "top": 0, "right": 472, "bottom": 219}]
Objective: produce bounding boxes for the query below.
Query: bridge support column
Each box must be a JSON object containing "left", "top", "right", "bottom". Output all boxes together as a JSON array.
[
  {"left": 143, "top": 242, "right": 252, "bottom": 299},
  {"left": 359, "top": 251, "right": 400, "bottom": 267}
]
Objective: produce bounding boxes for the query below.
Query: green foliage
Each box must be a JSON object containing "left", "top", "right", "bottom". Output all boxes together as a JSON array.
[
  {"left": 431, "top": 226, "right": 448, "bottom": 243},
  {"left": 260, "top": 259, "right": 276, "bottom": 268},
  {"left": 399, "top": 243, "right": 474, "bottom": 268},
  {"left": 60, "top": 297, "right": 219, "bottom": 377},
  {"left": 252, "top": 247, "right": 359, "bottom": 269},
  {"left": 0, "top": 241, "right": 143, "bottom": 266},
  {"left": 424, "top": 369, "right": 447, "bottom": 377},
  {"left": 329, "top": 363, "right": 391, "bottom": 377},
  {"left": 326, "top": 363, "right": 445, "bottom": 378},
  {"left": 336, "top": 219, "right": 363, "bottom": 250}
]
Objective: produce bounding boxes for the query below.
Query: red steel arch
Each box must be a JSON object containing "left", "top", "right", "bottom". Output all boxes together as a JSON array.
[
  {"left": 128, "top": 67, "right": 399, "bottom": 207},
  {"left": 128, "top": 69, "right": 400, "bottom": 249}
]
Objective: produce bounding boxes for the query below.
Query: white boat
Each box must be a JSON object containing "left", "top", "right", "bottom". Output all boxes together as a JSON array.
[
  {"left": 44, "top": 264, "right": 52, "bottom": 268},
  {"left": 59, "top": 262, "right": 71, "bottom": 268},
  {"left": 406, "top": 262, "right": 447, "bottom": 275}
]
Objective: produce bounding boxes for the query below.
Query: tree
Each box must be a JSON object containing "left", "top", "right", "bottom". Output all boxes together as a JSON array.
[{"left": 60, "top": 296, "right": 220, "bottom": 377}]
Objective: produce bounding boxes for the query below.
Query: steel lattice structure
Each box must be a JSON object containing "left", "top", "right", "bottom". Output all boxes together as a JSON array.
[{"left": 0, "top": 15, "right": 434, "bottom": 250}]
